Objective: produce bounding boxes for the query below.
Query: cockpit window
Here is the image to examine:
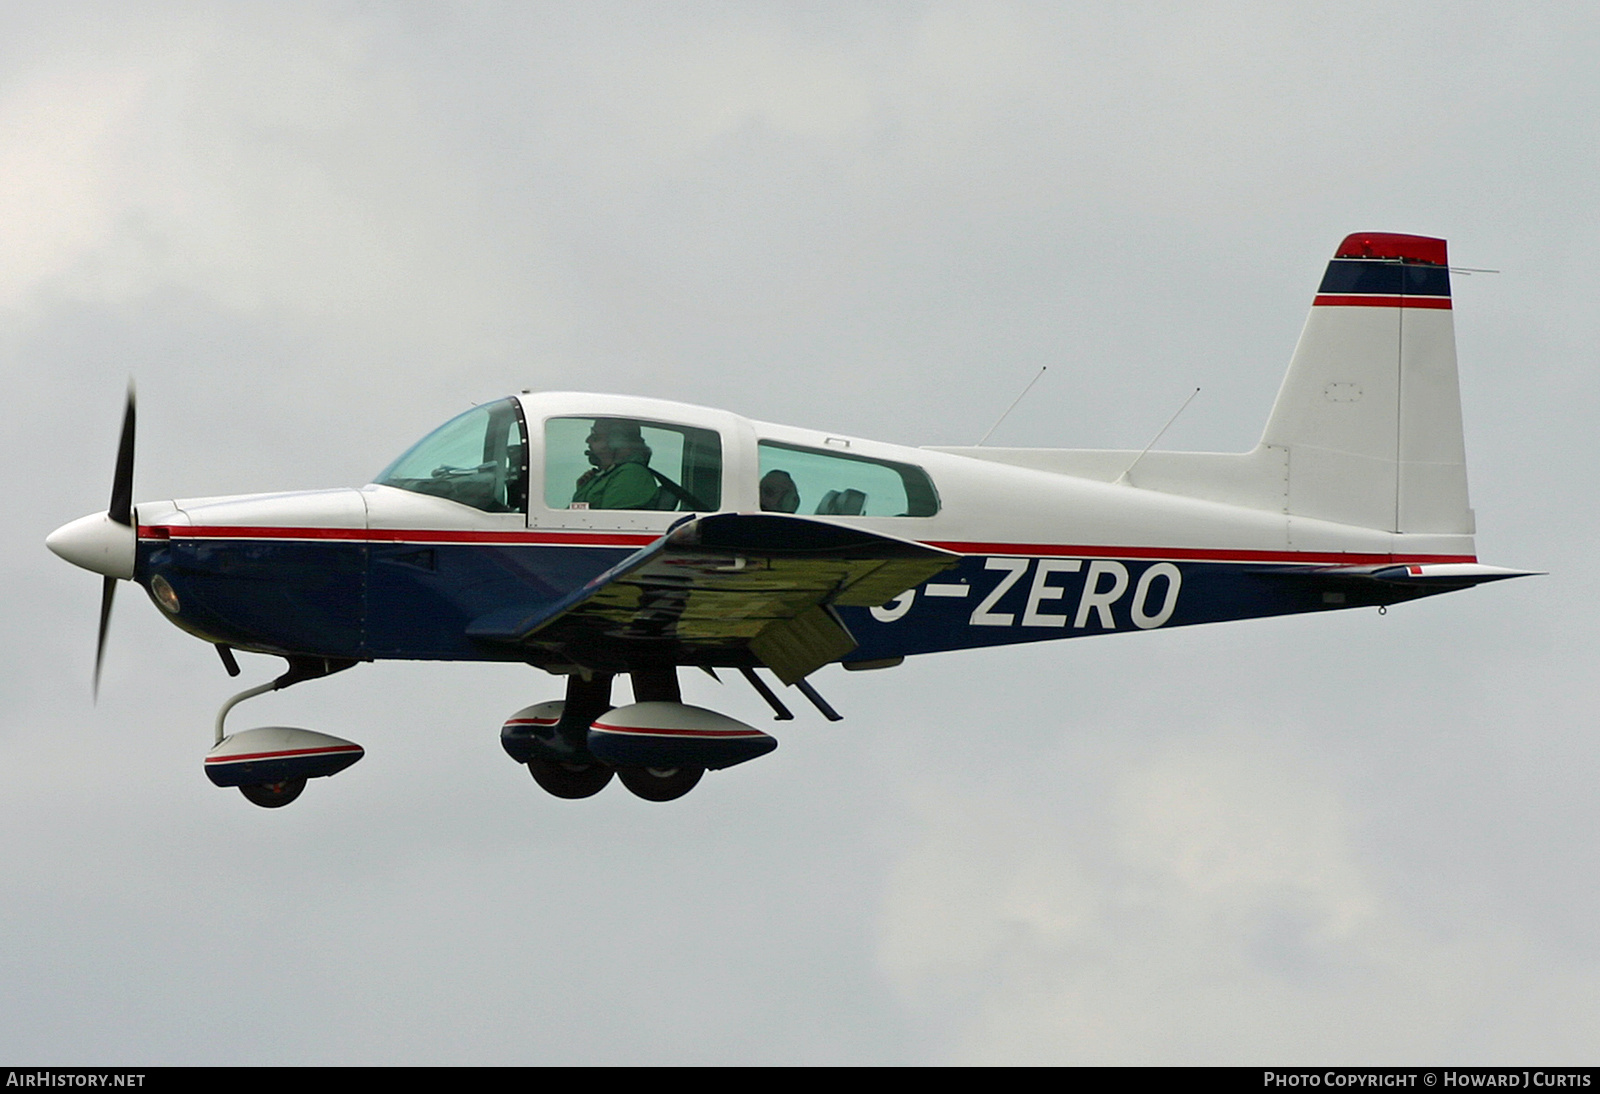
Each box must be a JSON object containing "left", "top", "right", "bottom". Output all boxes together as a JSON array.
[
  {"left": 376, "top": 399, "right": 528, "bottom": 513},
  {"left": 758, "top": 441, "right": 939, "bottom": 517},
  {"left": 545, "top": 417, "right": 722, "bottom": 512}
]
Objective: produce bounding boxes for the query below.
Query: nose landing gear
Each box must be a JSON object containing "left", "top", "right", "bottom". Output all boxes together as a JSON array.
[
  {"left": 205, "top": 656, "right": 363, "bottom": 809},
  {"left": 237, "top": 778, "right": 307, "bottom": 809}
]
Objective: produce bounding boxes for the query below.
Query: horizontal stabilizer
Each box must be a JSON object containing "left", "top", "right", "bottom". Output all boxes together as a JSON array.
[
  {"left": 1320, "top": 563, "right": 1541, "bottom": 588},
  {"left": 1245, "top": 561, "right": 1538, "bottom": 614}
]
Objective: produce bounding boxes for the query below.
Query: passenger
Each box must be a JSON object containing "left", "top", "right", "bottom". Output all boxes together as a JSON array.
[
  {"left": 759, "top": 469, "right": 800, "bottom": 513},
  {"left": 571, "top": 419, "right": 659, "bottom": 510}
]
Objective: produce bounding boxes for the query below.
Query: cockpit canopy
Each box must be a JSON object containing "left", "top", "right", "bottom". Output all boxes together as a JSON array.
[
  {"left": 375, "top": 399, "right": 528, "bottom": 513},
  {"left": 374, "top": 400, "right": 725, "bottom": 515},
  {"left": 375, "top": 394, "right": 938, "bottom": 519}
]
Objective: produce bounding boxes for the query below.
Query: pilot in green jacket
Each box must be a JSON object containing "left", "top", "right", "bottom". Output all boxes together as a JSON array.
[{"left": 572, "top": 419, "right": 659, "bottom": 510}]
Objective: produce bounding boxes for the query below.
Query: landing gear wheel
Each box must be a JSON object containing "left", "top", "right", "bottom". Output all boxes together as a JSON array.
[
  {"left": 527, "top": 756, "right": 614, "bottom": 799},
  {"left": 239, "top": 777, "right": 307, "bottom": 808},
  {"left": 616, "top": 765, "right": 704, "bottom": 802}
]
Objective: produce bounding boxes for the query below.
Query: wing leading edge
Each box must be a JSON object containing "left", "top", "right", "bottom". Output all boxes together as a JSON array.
[{"left": 467, "top": 513, "right": 959, "bottom": 684}]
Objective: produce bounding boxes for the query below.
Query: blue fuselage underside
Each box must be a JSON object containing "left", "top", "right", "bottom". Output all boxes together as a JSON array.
[{"left": 139, "top": 539, "right": 1431, "bottom": 665}]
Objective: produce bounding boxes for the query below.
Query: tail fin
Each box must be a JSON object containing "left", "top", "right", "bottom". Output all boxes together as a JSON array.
[
  {"left": 1261, "top": 232, "right": 1471, "bottom": 534},
  {"left": 930, "top": 232, "right": 1475, "bottom": 535}
]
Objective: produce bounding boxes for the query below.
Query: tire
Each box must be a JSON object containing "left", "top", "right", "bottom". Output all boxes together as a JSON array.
[
  {"left": 239, "top": 778, "right": 307, "bottom": 808},
  {"left": 528, "top": 756, "right": 614, "bottom": 799},
  {"left": 616, "top": 765, "right": 704, "bottom": 802}
]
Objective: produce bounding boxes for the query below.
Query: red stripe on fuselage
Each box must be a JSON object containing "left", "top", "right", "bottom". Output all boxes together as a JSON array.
[
  {"left": 140, "top": 525, "right": 1474, "bottom": 567},
  {"left": 140, "top": 525, "right": 659, "bottom": 547},
  {"left": 1313, "top": 294, "right": 1451, "bottom": 309}
]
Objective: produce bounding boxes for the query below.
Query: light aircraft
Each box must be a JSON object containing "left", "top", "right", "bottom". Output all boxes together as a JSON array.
[{"left": 48, "top": 232, "right": 1533, "bottom": 808}]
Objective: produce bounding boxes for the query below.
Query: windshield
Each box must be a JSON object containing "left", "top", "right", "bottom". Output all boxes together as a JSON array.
[{"left": 376, "top": 399, "right": 528, "bottom": 513}]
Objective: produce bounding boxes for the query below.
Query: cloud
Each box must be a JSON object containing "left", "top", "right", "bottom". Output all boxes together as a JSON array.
[
  {"left": 878, "top": 730, "right": 1599, "bottom": 1063},
  {"left": 7, "top": 1, "right": 1599, "bottom": 1064},
  {"left": 0, "top": 7, "right": 529, "bottom": 363}
]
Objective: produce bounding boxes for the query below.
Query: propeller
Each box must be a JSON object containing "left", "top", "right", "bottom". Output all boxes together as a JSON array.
[
  {"left": 93, "top": 380, "right": 136, "bottom": 697},
  {"left": 46, "top": 384, "right": 137, "bottom": 698},
  {"left": 95, "top": 384, "right": 136, "bottom": 697},
  {"left": 94, "top": 576, "right": 117, "bottom": 699}
]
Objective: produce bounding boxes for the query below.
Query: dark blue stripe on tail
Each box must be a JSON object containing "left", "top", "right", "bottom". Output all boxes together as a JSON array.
[{"left": 1319, "top": 259, "right": 1451, "bottom": 297}]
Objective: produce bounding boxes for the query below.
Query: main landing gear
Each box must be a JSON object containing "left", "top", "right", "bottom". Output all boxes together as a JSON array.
[
  {"left": 615, "top": 765, "right": 704, "bottom": 802},
  {"left": 500, "top": 667, "right": 792, "bottom": 803},
  {"left": 203, "top": 655, "right": 365, "bottom": 809},
  {"left": 526, "top": 755, "right": 615, "bottom": 799}
]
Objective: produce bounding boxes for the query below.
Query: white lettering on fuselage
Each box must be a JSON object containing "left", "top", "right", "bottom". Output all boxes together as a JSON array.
[
  {"left": 871, "top": 591, "right": 916, "bottom": 622},
  {"left": 970, "top": 557, "right": 1031, "bottom": 626},
  {"left": 1131, "top": 562, "right": 1182, "bottom": 628},
  {"left": 1074, "top": 560, "right": 1129, "bottom": 628},
  {"left": 1021, "top": 559, "right": 1082, "bottom": 626},
  {"left": 870, "top": 557, "right": 1184, "bottom": 630}
]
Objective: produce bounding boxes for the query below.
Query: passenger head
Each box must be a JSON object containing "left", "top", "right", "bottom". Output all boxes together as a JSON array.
[{"left": 760, "top": 469, "right": 800, "bottom": 513}]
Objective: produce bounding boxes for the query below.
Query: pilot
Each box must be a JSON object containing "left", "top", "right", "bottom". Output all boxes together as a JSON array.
[
  {"left": 571, "top": 419, "right": 660, "bottom": 510},
  {"left": 759, "top": 469, "right": 800, "bottom": 513}
]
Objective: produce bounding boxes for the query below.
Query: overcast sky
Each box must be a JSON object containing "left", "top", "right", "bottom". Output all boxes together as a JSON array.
[{"left": 5, "top": 2, "right": 1598, "bottom": 1065}]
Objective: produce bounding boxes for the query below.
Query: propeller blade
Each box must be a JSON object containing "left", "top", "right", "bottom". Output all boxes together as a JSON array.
[
  {"left": 96, "top": 384, "right": 134, "bottom": 699},
  {"left": 94, "top": 575, "right": 116, "bottom": 700},
  {"left": 108, "top": 383, "right": 136, "bottom": 528}
]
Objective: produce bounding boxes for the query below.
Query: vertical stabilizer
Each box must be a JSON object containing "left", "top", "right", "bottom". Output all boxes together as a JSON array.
[{"left": 1260, "top": 233, "right": 1471, "bottom": 533}]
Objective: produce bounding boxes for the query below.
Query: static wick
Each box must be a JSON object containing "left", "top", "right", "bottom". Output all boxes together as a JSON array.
[
  {"left": 1117, "top": 387, "right": 1201, "bottom": 485},
  {"left": 976, "top": 366, "right": 1048, "bottom": 447}
]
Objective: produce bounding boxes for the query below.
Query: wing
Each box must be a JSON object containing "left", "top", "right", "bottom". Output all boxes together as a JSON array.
[{"left": 467, "top": 513, "right": 959, "bottom": 684}]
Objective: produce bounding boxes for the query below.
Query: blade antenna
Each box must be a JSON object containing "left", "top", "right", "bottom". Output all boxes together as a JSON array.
[
  {"left": 976, "top": 366, "right": 1047, "bottom": 447},
  {"left": 1117, "top": 387, "right": 1200, "bottom": 485}
]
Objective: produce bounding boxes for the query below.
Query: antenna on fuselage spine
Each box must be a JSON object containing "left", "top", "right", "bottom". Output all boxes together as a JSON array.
[
  {"left": 1117, "top": 387, "right": 1201, "bottom": 486},
  {"left": 975, "top": 366, "right": 1048, "bottom": 446}
]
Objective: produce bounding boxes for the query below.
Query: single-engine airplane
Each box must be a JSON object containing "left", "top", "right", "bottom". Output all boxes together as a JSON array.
[{"left": 48, "top": 232, "right": 1533, "bottom": 808}]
